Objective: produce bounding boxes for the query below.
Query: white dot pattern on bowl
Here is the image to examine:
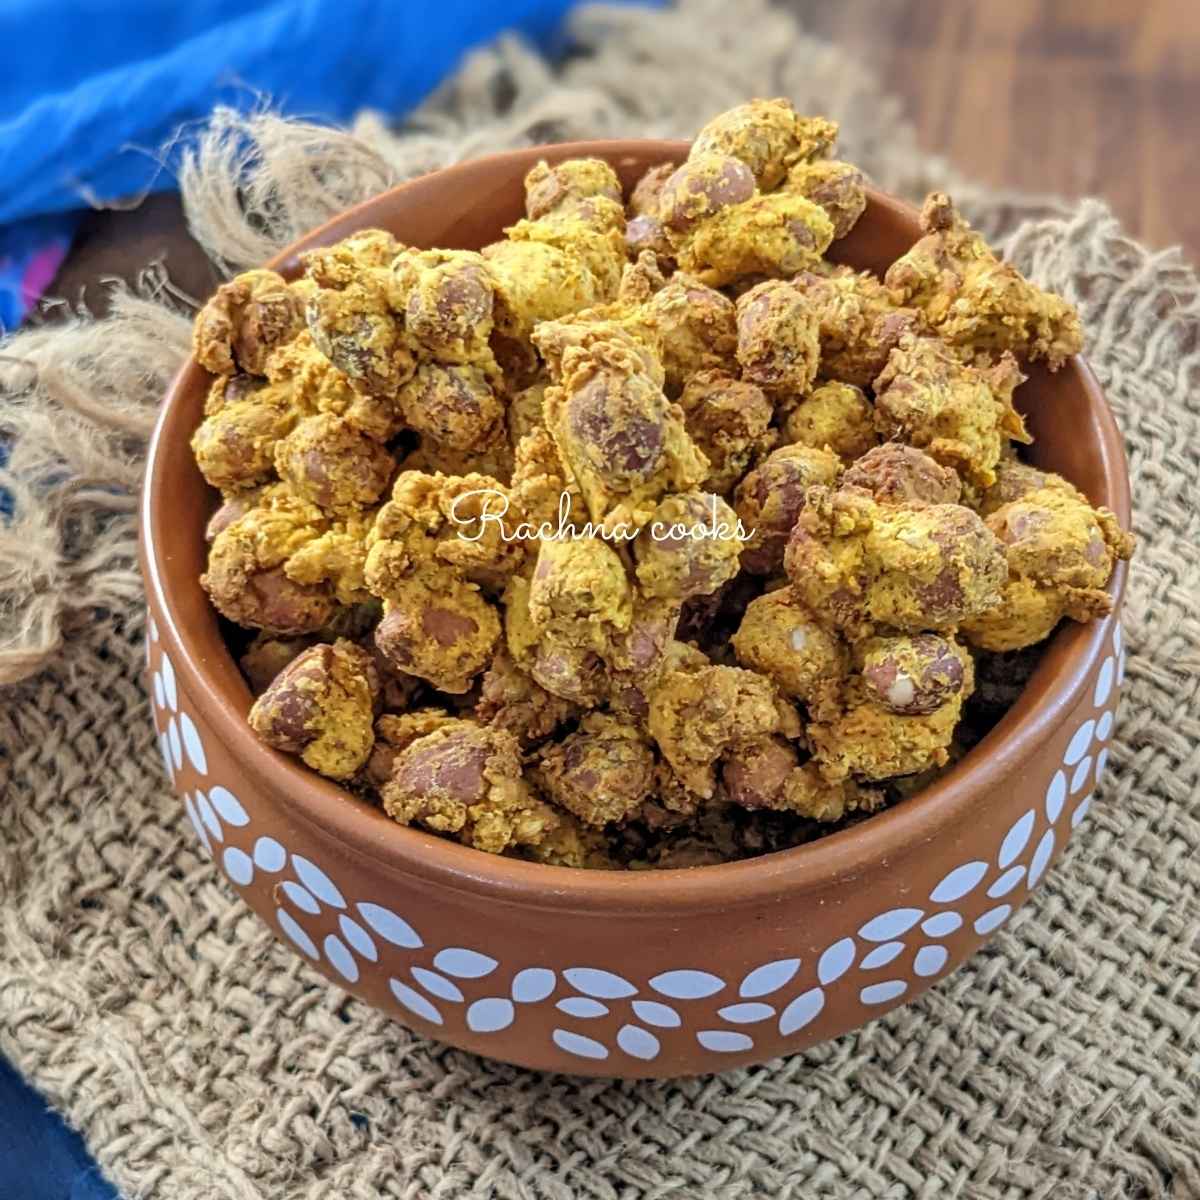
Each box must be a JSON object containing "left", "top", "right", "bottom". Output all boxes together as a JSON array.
[
  {"left": 412, "top": 966, "right": 462, "bottom": 1003},
  {"left": 147, "top": 613, "right": 1124, "bottom": 1065},
  {"left": 860, "top": 942, "right": 905, "bottom": 970}
]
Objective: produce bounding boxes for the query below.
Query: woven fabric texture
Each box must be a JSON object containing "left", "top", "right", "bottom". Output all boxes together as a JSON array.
[{"left": 1, "top": 2, "right": 1196, "bottom": 1196}]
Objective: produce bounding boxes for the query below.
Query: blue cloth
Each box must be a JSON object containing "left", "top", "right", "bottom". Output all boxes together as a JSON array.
[
  {"left": 0, "top": 1056, "right": 117, "bottom": 1198},
  {"left": 0, "top": 0, "right": 593, "bottom": 226}
]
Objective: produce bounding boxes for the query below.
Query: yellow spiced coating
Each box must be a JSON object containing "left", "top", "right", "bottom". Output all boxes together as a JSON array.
[
  {"left": 648, "top": 664, "right": 796, "bottom": 798},
  {"left": 634, "top": 491, "right": 744, "bottom": 601},
  {"left": 393, "top": 248, "right": 495, "bottom": 364},
  {"left": 541, "top": 324, "right": 708, "bottom": 530},
  {"left": 874, "top": 334, "right": 1030, "bottom": 490},
  {"left": 886, "top": 192, "right": 1084, "bottom": 369},
  {"left": 524, "top": 157, "right": 623, "bottom": 221},
  {"left": 731, "top": 588, "right": 847, "bottom": 715},
  {"left": 793, "top": 265, "right": 921, "bottom": 388},
  {"left": 734, "top": 442, "right": 841, "bottom": 575},
  {"left": 677, "top": 369, "right": 776, "bottom": 495},
  {"left": 782, "top": 159, "right": 867, "bottom": 239},
  {"left": 188, "top": 106, "right": 1131, "bottom": 867},
  {"left": 191, "top": 393, "right": 298, "bottom": 492},
  {"left": 531, "top": 713, "right": 656, "bottom": 826},
  {"left": 641, "top": 274, "right": 738, "bottom": 395},
  {"left": 961, "top": 485, "right": 1133, "bottom": 650},
  {"left": 691, "top": 99, "right": 838, "bottom": 190},
  {"left": 785, "top": 487, "right": 1007, "bottom": 637},
  {"left": 783, "top": 382, "right": 878, "bottom": 462},
  {"left": 248, "top": 639, "right": 376, "bottom": 779},
  {"left": 807, "top": 642, "right": 974, "bottom": 783},
  {"left": 735, "top": 279, "right": 821, "bottom": 398},
  {"left": 273, "top": 413, "right": 394, "bottom": 511},
  {"left": 202, "top": 483, "right": 336, "bottom": 633},
  {"left": 381, "top": 720, "right": 558, "bottom": 854},
  {"left": 193, "top": 269, "right": 304, "bottom": 376},
  {"left": 675, "top": 193, "right": 834, "bottom": 287}
]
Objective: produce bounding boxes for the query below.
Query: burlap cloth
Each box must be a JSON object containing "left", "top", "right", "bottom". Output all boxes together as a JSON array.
[{"left": 1, "top": 3, "right": 1197, "bottom": 1196}]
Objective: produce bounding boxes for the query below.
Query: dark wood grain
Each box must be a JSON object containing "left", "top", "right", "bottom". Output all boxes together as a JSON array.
[{"left": 788, "top": 0, "right": 1200, "bottom": 258}]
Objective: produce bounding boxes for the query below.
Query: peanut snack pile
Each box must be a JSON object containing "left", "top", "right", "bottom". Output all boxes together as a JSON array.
[{"left": 190, "top": 99, "right": 1133, "bottom": 870}]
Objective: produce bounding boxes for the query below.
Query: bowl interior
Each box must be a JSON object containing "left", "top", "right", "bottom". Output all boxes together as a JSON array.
[{"left": 142, "top": 139, "right": 1131, "bottom": 911}]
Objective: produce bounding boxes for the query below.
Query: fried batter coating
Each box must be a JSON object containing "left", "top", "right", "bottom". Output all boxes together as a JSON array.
[
  {"left": 509, "top": 426, "right": 585, "bottom": 531},
  {"left": 734, "top": 442, "right": 841, "bottom": 575},
  {"left": 239, "top": 634, "right": 315, "bottom": 695},
  {"left": 677, "top": 369, "right": 775, "bottom": 495},
  {"left": 504, "top": 192, "right": 627, "bottom": 299},
  {"left": 398, "top": 436, "right": 515, "bottom": 487},
  {"left": 657, "top": 153, "right": 757, "bottom": 235},
  {"left": 525, "top": 157, "right": 623, "bottom": 221},
  {"left": 273, "top": 413, "right": 393, "bottom": 511},
  {"left": 193, "top": 269, "right": 304, "bottom": 376},
  {"left": 373, "top": 578, "right": 500, "bottom": 694},
  {"left": 475, "top": 647, "right": 580, "bottom": 748},
  {"left": 857, "top": 633, "right": 967, "bottom": 715},
  {"left": 792, "top": 266, "right": 920, "bottom": 389},
  {"left": 603, "top": 597, "right": 683, "bottom": 720},
  {"left": 367, "top": 469, "right": 524, "bottom": 592},
  {"left": 841, "top": 443, "right": 962, "bottom": 506},
  {"left": 191, "top": 393, "right": 298, "bottom": 492},
  {"left": 531, "top": 713, "right": 655, "bottom": 826},
  {"left": 675, "top": 193, "right": 834, "bottom": 288},
  {"left": 885, "top": 192, "right": 1084, "bottom": 369},
  {"left": 508, "top": 380, "right": 548, "bottom": 446},
  {"left": 731, "top": 588, "right": 847, "bottom": 715},
  {"left": 807, "top": 643, "right": 973, "bottom": 782},
  {"left": 849, "top": 498, "right": 1007, "bottom": 633},
  {"left": 692, "top": 99, "right": 838, "bottom": 190},
  {"left": 783, "top": 382, "right": 877, "bottom": 462},
  {"left": 533, "top": 313, "right": 665, "bottom": 391},
  {"left": 723, "top": 744, "right": 880, "bottom": 822},
  {"left": 482, "top": 239, "right": 601, "bottom": 341},
  {"left": 648, "top": 664, "right": 795, "bottom": 798},
  {"left": 975, "top": 458, "right": 1082, "bottom": 516},
  {"left": 634, "top": 491, "right": 744, "bottom": 601},
  {"left": 785, "top": 487, "right": 1007, "bottom": 637},
  {"left": 735, "top": 279, "right": 820, "bottom": 397},
  {"left": 782, "top": 159, "right": 867, "bottom": 239},
  {"left": 874, "top": 335, "right": 1029, "bottom": 490},
  {"left": 202, "top": 484, "right": 336, "bottom": 633},
  {"left": 302, "top": 265, "right": 417, "bottom": 398},
  {"left": 262, "top": 331, "right": 405, "bottom": 442},
  {"left": 381, "top": 720, "right": 556, "bottom": 854},
  {"left": 364, "top": 708, "right": 459, "bottom": 791},
  {"left": 541, "top": 324, "right": 708, "bottom": 528},
  {"left": 961, "top": 485, "right": 1133, "bottom": 650},
  {"left": 528, "top": 536, "right": 634, "bottom": 649},
  {"left": 392, "top": 248, "right": 495, "bottom": 363},
  {"left": 396, "top": 360, "right": 505, "bottom": 451},
  {"left": 302, "top": 229, "right": 402, "bottom": 286},
  {"left": 641, "top": 273, "right": 738, "bottom": 395},
  {"left": 248, "top": 639, "right": 376, "bottom": 779},
  {"left": 283, "top": 508, "right": 377, "bottom": 606}
]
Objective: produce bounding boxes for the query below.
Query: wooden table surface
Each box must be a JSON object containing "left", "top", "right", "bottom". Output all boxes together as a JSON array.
[
  {"left": 791, "top": 0, "right": 1200, "bottom": 259},
  {"left": 46, "top": 0, "right": 1200, "bottom": 312}
]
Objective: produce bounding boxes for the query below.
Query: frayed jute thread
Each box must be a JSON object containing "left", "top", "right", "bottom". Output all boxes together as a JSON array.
[{"left": 1, "top": 1, "right": 1197, "bottom": 1196}]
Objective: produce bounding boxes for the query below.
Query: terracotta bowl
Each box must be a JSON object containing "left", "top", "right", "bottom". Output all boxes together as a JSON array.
[{"left": 139, "top": 140, "right": 1131, "bottom": 1078}]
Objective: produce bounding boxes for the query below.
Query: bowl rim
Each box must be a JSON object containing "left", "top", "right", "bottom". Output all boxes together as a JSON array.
[{"left": 141, "top": 138, "right": 1132, "bottom": 916}]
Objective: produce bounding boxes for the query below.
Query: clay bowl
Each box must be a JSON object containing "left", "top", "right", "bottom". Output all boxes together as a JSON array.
[{"left": 139, "top": 140, "right": 1131, "bottom": 1078}]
